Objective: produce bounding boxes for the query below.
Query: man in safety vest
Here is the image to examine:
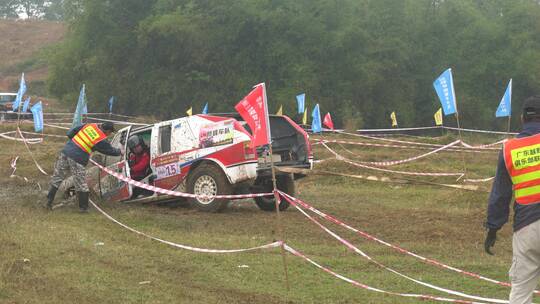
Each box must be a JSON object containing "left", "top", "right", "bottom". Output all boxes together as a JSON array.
[
  {"left": 485, "top": 95, "right": 540, "bottom": 303},
  {"left": 46, "top": 122, "right": 122, "bottom": 212}
]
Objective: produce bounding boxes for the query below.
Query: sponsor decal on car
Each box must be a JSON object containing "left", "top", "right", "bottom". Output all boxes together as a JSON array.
[{"left": 199, "top": 120, "right": 234, "bottom": 148}]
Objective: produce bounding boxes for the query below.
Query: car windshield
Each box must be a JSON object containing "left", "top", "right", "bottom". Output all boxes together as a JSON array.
[{"left": 0, "top": 95, "right": 15, "bottom": 104}]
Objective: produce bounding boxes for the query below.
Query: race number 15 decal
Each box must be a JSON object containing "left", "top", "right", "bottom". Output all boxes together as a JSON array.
[{"left": 156, "top": 163, "right": 180, "bottom": 179}]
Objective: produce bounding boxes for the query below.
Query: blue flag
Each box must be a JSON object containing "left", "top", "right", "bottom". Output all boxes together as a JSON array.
[
  {"left": 496, "top": 79, "right": 512, "bottom": 118},
  {"left": 22, "top": 96, "right": 31, "bottom": 112},
  {"left": 311, "top": 104, "right": 322, "bottom": 133},
  {"left": 433, "top": 68, "right": 457, "bottom": 116},
  {"left": 30, "top": 101, "right": 43, "bottom": 132},
  {"left": 12, "top": 73, "right": 26, "bottom": 112},
  {"left": 296, "top": 93, "right": 305, "bottom": 114},
  {"left": 202, "top": 102, "right": 208, "bottom": 114},
  {"left": 72, "top": 84, "right": 86, "bottom": 128},
  {"left": 108, "top": 96, "right": 114, "bottom": 113}
]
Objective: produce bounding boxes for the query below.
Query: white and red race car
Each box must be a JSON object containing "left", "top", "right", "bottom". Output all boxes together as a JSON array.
[{"left": 80, "top": 114, "right": 312, "bottom": 212}]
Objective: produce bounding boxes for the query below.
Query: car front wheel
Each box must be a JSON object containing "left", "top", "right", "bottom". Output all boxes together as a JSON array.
[{"left": 187, "top": 164, "right": 232, "bottom": 212}]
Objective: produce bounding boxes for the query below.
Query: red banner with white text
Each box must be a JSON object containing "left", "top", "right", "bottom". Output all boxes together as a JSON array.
[{"left": 234, "top": 84, "right": 271, "bottom": 147}]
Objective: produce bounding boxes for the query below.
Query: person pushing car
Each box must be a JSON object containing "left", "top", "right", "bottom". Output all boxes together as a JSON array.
[
  {"left": 485, "top": 95, "right": 540, "bottom": 303},
  {"left": 46, "top": 122, "right": 122, "bottom": 212}
]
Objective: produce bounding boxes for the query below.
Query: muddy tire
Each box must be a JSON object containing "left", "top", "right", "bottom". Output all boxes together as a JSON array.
[
  {"left": 187, "top": 164, "right": 232, "bottom": 212},
  {"left": 254, "top": 174, "right": 294, "bottom": 211}
]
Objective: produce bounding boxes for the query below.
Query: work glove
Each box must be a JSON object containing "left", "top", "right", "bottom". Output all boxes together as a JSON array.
[{"left": 484, "top": 228, "right": 498, "bottom": 255}]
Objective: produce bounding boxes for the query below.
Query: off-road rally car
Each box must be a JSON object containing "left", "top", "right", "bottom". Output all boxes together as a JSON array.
[
  {"left": 0, "top": 93, "right": 16, "bottom": 112},
  {"left": 63, "top": 114, "right": 312, "bottom": 212}
]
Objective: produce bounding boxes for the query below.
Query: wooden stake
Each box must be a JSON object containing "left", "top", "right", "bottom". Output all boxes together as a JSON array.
[
  {"left": 268, "top": 143, "right": 290, "bottom": 291},
  {"left": 440, "top": 123, "right": 445, "bottom": 137},
  {"left": 454, "top": 112, "right": 467, "bottom": 180}
]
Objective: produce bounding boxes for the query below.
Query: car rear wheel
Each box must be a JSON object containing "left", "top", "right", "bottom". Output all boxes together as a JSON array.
[
  {"left": 187, "top": 164, "right": 232, "bottom": 212},
  {"left": 254, "top": 174, "right": 294, "bottom": 211}
]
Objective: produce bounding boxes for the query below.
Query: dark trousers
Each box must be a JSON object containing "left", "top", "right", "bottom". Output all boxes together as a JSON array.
[{"left": 131, "top": 175, "right": 154, "bottom": 198}]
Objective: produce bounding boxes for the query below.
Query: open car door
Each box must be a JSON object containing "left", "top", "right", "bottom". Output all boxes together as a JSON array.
[{"left": 100, "top": 125, "right": 133, "bottom": 201}]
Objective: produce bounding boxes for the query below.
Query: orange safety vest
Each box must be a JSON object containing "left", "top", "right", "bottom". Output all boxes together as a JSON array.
[
  {"left": 503, "top": 133, "right": 540, "bottom": 205},
  {"left": 72, "top": 123, "right": 107, "bottom": 154}
]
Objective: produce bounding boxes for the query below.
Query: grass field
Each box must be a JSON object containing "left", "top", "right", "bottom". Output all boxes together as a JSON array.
[{"left": 0, "top": 124, "right": 522, "bottom": 303}]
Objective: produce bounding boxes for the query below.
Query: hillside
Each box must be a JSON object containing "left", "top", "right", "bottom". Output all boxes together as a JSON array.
[{"left": 0, "top": 19, "right": 65, "bottom": 92}]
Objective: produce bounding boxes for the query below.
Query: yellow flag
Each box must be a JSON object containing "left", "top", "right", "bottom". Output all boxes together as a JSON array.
[
  {"left": 434, "top": 108, "right": 443, "bottom": 126},
  {"left": 302, "top": 108, "right": 308, "bottom": 125},
  {"left": 186, "top": 107, "right": 192, "bottom": 116},
  {"left": 390, "top": 111, "right": 398, "bottom": 127},
  {"left": 276, "top": 105, "right": 283, "bottom": 116}
]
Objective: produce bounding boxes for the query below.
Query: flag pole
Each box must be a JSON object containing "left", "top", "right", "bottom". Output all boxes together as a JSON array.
[
  {"left": 15, "top": 96, "right": 23, "bottom": 129},
  {"left": 15, "top": 74, "right": 24, "bottom": 129},
  {"left": 441, "top": 113, "right": 445, "bottom": 137},
  {"left": 505, "top": 79, "right": 513, "bottom": 136},
  {"left": 263, "top": 84, "right": 290, "bottom": 291}
]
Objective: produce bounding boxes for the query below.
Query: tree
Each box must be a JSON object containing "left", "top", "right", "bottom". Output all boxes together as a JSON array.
[
  {"left": 48, "top": 0, "right": 540, "bottom": 128},
  {"left": 0, "top": 0, "right": 20, "bottom": 18}
]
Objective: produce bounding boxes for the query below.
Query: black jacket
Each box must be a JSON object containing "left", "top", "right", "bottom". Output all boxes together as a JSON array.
[
  {"left": 486, "top": 122, "right": 540, "bottom": 232},
  {"left": 61, "top": 124, "right": 121, "bottom": 166}
]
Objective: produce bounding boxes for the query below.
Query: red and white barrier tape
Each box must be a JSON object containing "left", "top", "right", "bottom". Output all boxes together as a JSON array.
[
  {"left": 89, "top": 199, "right": 282, "bottom": 253},
  {"left": 85, "top": 112, "right": 135, "bottom": 119},
  {"left": 280, "top": 192, "right": 536, "bottom": 295},
  {"left": 332, "top": 140, "right": 461, "bottom": 167},
  {"left": 16, "top": 128, "right": 48, "bottom": 175},
  {"left": 10, "top": 156, "right": 19, "bottom": 177},
  {"left": 322, "top": 142, "right": 464, "bottom": 177},
  {"left": 443, "top": 126, "right": 517, "bottom": 136},
  {"left": 282, "top": 193, "right": 507, "bottom": 303},
  {"left": 38, "top": 118, "right": 73, "bottom": 123},
  {"left": 0, "top": 111, "right": 132, "bottom": 118},
  {"left": 90, "top": 159, "right": 273, "bottom": 200},
  {"left": 460, "top": 139, "right": 506, "bottom": 149},
  {"left": 340, "top": 131, "right": 501, "bottom": 151},
  {"left": 85, "top": 116, "right": 149, "bottom": 126},
  {"left": 342, "top": 131, "right": 454, "bottom": 147},
  {"left": 383, "top": 133, "right": 446, "bottom": 140},
  {"left": 357, "top": 126, "right": 442, "bottom": 132},
  {"left": 283, "top": 244, "right": 492, "bottom": 304},
  {"left": 8, "top": 156, "right": 42, "bottom": 190},
  {"left": 355, "top": 126, "right": 516, "bottom": 136},
  {"left": 0, "top": 131, "right": 42, "bottom": 144},
  {"left": 43, "top": 123, "right": 70, "bottom": 130},
  {"left": 308, "top": 168, "right": 483, "bottom": 192},
  {"left": 20, "top": 131, "right": 65, "bottom": 138},
  {"left": 464, "top": 177, "right": 495, "bottom": 183},
  {"left": 315, "top": 139, "right": 497, "bottom": 154}
]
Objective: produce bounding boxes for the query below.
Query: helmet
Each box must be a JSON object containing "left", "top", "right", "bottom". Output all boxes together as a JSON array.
[
  {"left": 101, "top": 122, "right": 115, "bottom": 132},
  {"left": 127, "top": 136, "right": 144, "bottom": 150}
]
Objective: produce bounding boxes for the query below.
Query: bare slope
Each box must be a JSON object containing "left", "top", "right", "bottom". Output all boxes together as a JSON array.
[{"left": 0, "top": 19, "right": 65, "bottom": 91}]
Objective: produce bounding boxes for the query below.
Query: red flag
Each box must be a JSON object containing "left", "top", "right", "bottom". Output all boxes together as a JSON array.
[
  {"left": 323, "top": 112, "right": 334, "bottom": 130},
  {"left": 234, "top": 83, "right": 271, "bottom": 147}
]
